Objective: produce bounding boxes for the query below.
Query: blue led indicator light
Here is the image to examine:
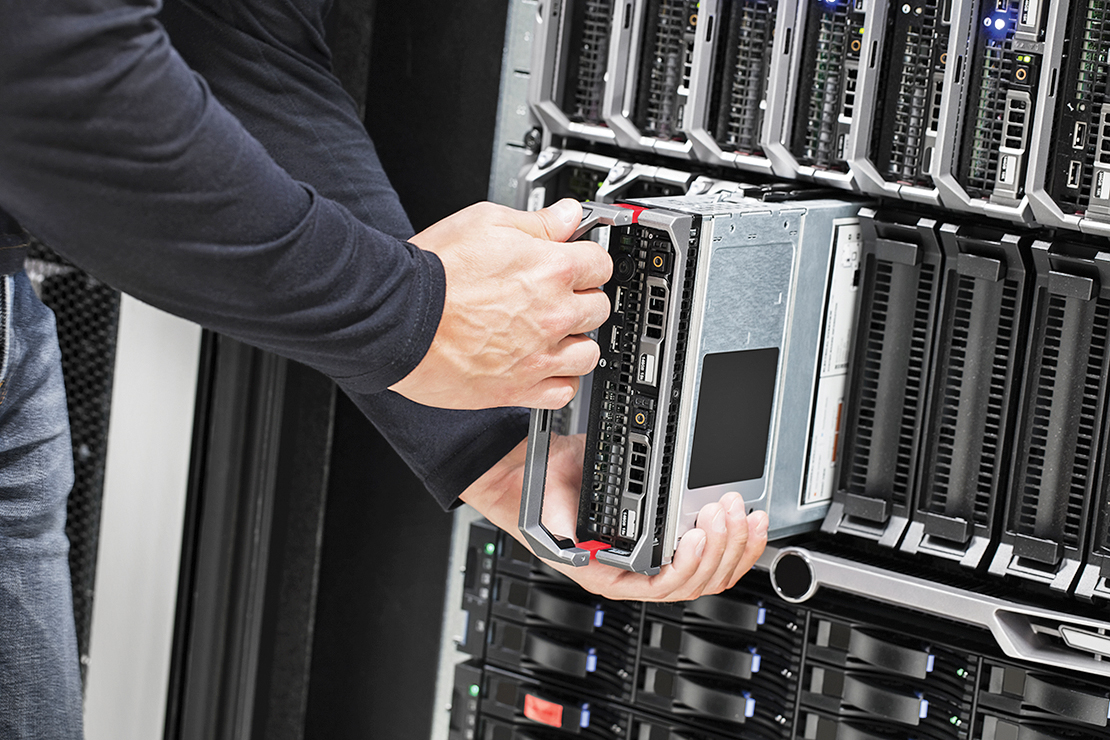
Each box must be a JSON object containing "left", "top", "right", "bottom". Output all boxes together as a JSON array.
[
  {"left": 919, "top": 698, "right": 930, "bottom": 719},
  {"left": 744, "top": 693, "right": 756, "bottom": 718},
  {"left": 580, "top": 706, "right": 591, "bottom": 728},
  {"left": 594, "top": 608, "right": 605, "bottom": 628},
  {"left": 926, "top": 654, "right": 935, "bottom": 673},
  {"left": 586, "top": 648, "right": 598, "bottom": 673},
  {"left": 750, "top": 649, "right": 762, "bottom": 673},
  {"left": 757, "top": 607, "right": 767, "bottom": 625}
]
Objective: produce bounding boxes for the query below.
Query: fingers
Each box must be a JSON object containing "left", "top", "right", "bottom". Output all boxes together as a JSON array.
[
  {"left": 506, "top": 198, "right": 583, "bottom": 242},
  {"left": 729, "top": 509, "right": 769, "bottom": 589},
  {"left": 638, "top": 495, "right": 768, "bottom": 602},
  {"left": 558, "top": 240, "right": 613, "bottom": 291},
  {"left": 564, "top": 288, "right": 611, "bottom": 335},
  {"left": 522, "top": 374, "right": 580, "bottom": 410}
]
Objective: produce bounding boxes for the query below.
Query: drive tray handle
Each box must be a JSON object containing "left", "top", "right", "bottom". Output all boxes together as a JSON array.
[
  {"left": 519, "top": 408, "right": 591, "bottom": 567},
  {"left": 519, "top": 202, "right": 633, "bottom": 567}
]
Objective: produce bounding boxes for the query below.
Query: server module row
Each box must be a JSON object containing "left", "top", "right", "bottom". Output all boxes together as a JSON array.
[{"left": 528, "top": 0, "right": 1110, "bottom": 236}]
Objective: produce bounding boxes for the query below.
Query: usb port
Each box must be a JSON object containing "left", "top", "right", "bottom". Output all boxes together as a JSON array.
[
  {"left": 1073, "top": 121, "right": 1088, "bottom": 149},
  {"left": 1068, "top": 160, "right": 1083, "bottom": 189}
]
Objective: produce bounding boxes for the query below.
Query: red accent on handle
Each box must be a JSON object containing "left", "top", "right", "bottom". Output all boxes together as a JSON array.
[
  {"left": 577, "top": 540, "right": 613, "bottom": 560},
  {"left": 616, "top": 204, "right": 647, "bottom": 222},
  {"left": 523, "top": 694, "right": 564, "bottom": 727}
]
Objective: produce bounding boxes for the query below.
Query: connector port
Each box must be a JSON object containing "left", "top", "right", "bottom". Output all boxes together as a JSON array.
[
  {"left": 1073, "top": 121, "right": 1088, "bottom": 149},
  {"left": 1068, "top": 160, "right": 1083, "bottom": 189}
]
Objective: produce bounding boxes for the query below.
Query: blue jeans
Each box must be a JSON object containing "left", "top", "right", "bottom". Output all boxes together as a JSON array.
[{"left": 0, "top": 271, "right": 81, "bottom": 739}]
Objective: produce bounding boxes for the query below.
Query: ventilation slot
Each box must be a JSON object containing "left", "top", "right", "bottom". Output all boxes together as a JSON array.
[
  {"left": 835, "top": 213, "right": 943, "bottom": 543},
  {"left": 654, "top": 231, "right": 699, "bottom": 562},
  {"left": 1009, "top": 275, "right": 1110, "bottom": 564},
  {"left": 916, "top": 229, "right": 1028, "bottom": 565}
]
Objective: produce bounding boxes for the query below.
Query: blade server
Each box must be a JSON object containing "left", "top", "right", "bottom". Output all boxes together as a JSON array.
[{"left": 521, "top": 194, "right": 864, "bottom": 574}]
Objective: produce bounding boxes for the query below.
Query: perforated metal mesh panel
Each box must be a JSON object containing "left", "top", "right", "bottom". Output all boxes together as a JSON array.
[{"left": 26, "top": 240, "right": 121, "bottom": 685}]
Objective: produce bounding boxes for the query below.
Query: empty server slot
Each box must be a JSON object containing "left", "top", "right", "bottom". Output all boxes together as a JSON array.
[
  {"left": 996, "top": 244, "right": 1110, "bottom": 587},
  {"left": 560, "top": 0, "right": 616, "bottom": 125},
  {"left": 868, "top": 0, "right": 948, "bottom": 188},
  {"left": 632, "top": 0, "right": 699, "bottom": 141},
  {"left": 830, "top": 210, "right": 943, "bottom": 546},
  {"left": 708, "top": 0, "right": 779, "bottom": 156},
  {"left": 790, "top": 0, "right": 866, "bottom": 172},
  {"left": 909, "top": 227, "right": 1029, "bottom": 566},
  {"left": 1045, "top": 0, "right": 1108, "bottom": 216}
]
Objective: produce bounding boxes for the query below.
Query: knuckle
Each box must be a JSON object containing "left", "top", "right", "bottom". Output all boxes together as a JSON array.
[
  {"left": 547, "top": 250, "right": 578, "bottom": 284},
  {"left": 541, "top": 304, "right": 577, "bottom": 336}
]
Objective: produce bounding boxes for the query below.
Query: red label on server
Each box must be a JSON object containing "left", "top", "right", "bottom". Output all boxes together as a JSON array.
[{"left": 523, "top": 694, "right": 564, "bottom": 727}]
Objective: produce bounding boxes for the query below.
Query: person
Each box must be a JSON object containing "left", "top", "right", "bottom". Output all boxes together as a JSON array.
[{"left": 0, "top": 0, "right": 769, "bottom": 736}]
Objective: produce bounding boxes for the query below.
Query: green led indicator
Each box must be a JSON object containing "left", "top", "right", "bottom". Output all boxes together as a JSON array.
[
  {"left": 469, "top": 684, "right": 481, "bottom": 698},
  {"left": 957, "top": 668, "right": 968, "bottom": 678},
  {"left": 485, "top": 542, "right": 496, "bottom": 556},
  {"left": 950, "top": 717, "right": 962, "bottom": 726}
]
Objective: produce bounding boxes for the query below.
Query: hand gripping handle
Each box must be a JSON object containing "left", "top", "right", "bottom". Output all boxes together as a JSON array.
[{"left": 518, "top": 202, "right": 634, "bottom": 566}]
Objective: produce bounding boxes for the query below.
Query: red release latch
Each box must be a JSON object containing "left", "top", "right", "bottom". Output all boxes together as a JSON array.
[
  {"left": 615, "top": 203, "right": 647, "bottom": 222},
  {"left": 577, "top": 540, "right": 612, "bottom": 560}
]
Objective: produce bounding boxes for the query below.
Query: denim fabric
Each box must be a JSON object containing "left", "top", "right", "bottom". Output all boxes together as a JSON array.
[{"left": 0, "top": 271, "right": 81, "bottom": 739}]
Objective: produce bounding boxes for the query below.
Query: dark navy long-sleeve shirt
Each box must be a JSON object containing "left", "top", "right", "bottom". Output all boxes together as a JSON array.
[{"left": 0, "top": 0, "right": 529, "bottom": 507}]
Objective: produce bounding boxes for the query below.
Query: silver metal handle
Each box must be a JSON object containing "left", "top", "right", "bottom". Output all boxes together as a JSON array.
[
  {"left": 519, "top": 408, "right": 590, "bottom": 566},
  {"left": 519, "top": 202, "right": 633, "bottom": 566},
  {"left": 569, "top": 202, "right": 634, "bottom": 241}
]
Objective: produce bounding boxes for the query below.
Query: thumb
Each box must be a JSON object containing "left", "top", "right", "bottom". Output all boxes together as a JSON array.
[{"left": 510, "top": 198, "right": 582, "bottom": 242}]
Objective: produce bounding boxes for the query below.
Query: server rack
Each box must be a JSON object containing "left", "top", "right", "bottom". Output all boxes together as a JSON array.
[{"left": 432, "top": 0, "right": 1110, "bottom": 734}]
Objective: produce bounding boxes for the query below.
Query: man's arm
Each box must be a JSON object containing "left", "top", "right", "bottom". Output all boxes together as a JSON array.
[{"left": 0, "top": 0, "right": 607, "bottom": 411}]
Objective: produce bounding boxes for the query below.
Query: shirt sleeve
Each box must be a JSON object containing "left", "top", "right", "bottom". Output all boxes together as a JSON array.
[{"left": 0, "top": 0, "right": 439, "bottom": 394}]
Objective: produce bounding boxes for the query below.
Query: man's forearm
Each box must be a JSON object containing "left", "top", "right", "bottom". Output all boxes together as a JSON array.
[{"left": 0, "top": 0, "right": 442, "bottom": 394}]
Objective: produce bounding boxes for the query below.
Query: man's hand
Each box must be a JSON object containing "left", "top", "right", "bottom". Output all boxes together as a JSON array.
[
  {"left": 461, "top": 434, "right": 769, "bottom": 602},
  {"left": 390, "top": 199, "right": 612, "bottom": 410}
]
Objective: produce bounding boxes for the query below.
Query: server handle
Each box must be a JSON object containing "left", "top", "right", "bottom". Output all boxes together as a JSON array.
[
  {"left": 519, "top": 408, "right": 590, "bottom": 567},
  {"left": 569, "top": 201, "right": 634, "bottom": 241},
  {"left": 518, "top": 203, "right": 632, "bottom": 567}
]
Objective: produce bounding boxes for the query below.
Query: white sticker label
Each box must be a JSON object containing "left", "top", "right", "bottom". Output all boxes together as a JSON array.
[
  {"left": 638, "top": 352, "right": 657, "bottom": 386},
  {"left": 998, "top": 155, "right": 1016, "bottom": 185},
  {"left": 1096, "top": 170, "right": 1110, "bottom": 201},
  {"left": 621, "top": 508, "right": 638, "bottom": 538},
  {"left": 805, "top": 222, "right": 862, "bottom": 505}
]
